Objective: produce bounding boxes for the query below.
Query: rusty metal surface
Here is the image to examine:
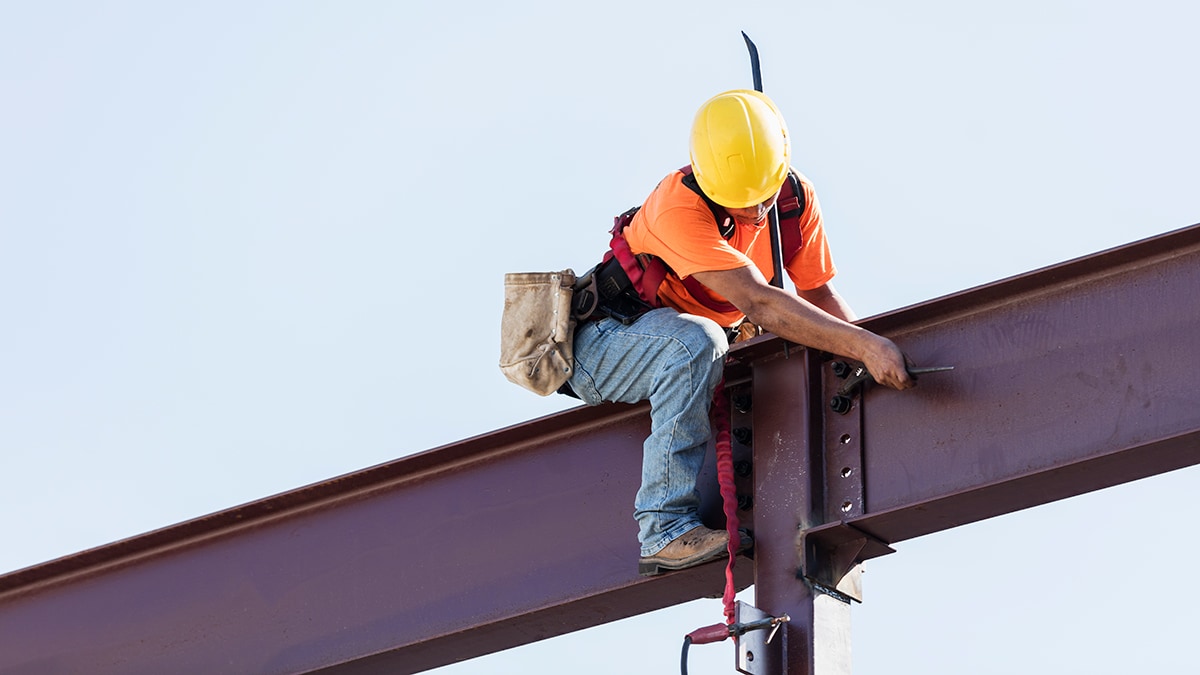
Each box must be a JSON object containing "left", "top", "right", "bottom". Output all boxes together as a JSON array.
[
  {"left": 2, "top": 223, "right": 1198, "bottom": 675},
  {"left": 749, "top": 349, "right": 834, "bottom": 674},
  {"left": 742, "top": 223, "right": 1200, "bottom": 674},
  {"left": 830, "top": 223, "right": 1200, "bottom": 551},
  {"left": 0, "top": 402, "right": 749, "bottom": 675}
]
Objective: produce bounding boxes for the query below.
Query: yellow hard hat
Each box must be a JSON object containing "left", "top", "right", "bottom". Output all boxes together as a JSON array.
[{"left": 689, "top": 89, "right": 791, "bottom": 209}]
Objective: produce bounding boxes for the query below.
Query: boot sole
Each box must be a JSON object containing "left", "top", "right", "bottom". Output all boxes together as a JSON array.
[{"left": 638, "top": 547, "right": 727, "bottom": 576}]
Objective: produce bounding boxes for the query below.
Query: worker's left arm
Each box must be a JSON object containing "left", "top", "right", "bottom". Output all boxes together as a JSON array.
[{"left": 797, "top": 282, "right": 857, "bottom": 322}]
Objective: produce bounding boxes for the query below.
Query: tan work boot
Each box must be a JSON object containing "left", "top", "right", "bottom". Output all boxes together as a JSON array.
[{"left": 638, "top": 526, "right": 750, "bottom": 577}]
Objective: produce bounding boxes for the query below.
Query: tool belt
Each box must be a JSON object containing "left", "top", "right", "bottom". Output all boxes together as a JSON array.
[
  {"left": 570, "top": 257, "right": 763, "bottom": 344},
  {"left": 570, "top": 256, "right": 655, "bottom": 325},
  {"left": 497, "top": 261, "right": 653, "bottom": 400}
]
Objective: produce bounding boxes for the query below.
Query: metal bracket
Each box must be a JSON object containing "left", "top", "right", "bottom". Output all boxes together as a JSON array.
[
  {"left": 789, "top": 360, "right": 896, "bottom": 603},
  {"left": 798, "top": 522, "right": 895, "bottom": 603},
  {"left": 734, "top": 601, "right": 788, "bottom": 675}
]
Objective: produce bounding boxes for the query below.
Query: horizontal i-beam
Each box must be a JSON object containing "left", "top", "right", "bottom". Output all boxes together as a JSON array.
[
  {"left": 801, "top": 223, "right": 1200, "bottom": 566},
  {"left": 737, "top": 223, "right": 1200, "bottom": 674},
  {"left": 0, "top": 403, "right": 749, "bottom": 674},
  {"left": 2, "top": 223, "right": 1199, "bottom": 674}
]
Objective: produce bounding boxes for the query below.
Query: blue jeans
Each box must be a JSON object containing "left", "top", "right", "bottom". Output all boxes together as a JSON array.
[{"left": 567, "top": 308, "right": 728, "bottom": 557}]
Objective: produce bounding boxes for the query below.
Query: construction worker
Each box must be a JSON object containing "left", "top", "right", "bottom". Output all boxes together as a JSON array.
[{"left": 564, "top": 90, "right": 913, "bottom": 576}]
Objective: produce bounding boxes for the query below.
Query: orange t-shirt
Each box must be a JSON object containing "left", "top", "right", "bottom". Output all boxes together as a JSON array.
[{"left": 622, "top": 168, "right": 837, "bottom": 327}]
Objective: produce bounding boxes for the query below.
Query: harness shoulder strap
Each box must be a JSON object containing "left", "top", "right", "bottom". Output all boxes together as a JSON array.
[
  {"left": 675, "top": 166, "right": 740, "bottom": 313},
  {"left": 776, "top": 169, "right": 807, "bottom": 265},
  {"left": 604, "top": 167, "right": 812, "bottom": 317},
  {"left": 678, "top": 166, "right": 735, "bottom": 240}
]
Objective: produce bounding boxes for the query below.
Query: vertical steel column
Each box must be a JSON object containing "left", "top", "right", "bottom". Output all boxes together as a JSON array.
[{"left": 751, "top": 348, "right": 853, "bottom": 675}]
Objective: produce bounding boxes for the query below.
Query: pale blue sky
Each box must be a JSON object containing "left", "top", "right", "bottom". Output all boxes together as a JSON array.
[{"left": 2, "top": 2, "right": 1198, "bottom": 673}]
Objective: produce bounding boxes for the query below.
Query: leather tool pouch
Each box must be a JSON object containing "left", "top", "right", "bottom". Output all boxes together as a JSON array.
[{"left": 499, "top": 270, "right": 577, "bottom": 396}]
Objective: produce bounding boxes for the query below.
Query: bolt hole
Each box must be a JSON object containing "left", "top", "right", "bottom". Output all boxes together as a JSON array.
[
  {"left": 841, "top": 501, "right": 853, "bottom": 513},
  {"left": 841, "top": 467, "right": 853, "bottom": 478},
  {"left": 746, "top": 651, "right": 755, "bottom": 662},
  {"left": 839, "top": 433, "right": 852, "bottom": 445}
]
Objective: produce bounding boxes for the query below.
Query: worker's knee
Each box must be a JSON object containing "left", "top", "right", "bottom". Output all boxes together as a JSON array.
[
  {"left": 668, "top": 313, "right": 728, "bottom": 378},
  {"left": 684, "top": 314, "right": 728, "bottom": 358}
]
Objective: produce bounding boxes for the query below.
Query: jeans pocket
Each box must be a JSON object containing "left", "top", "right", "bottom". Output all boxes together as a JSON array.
[{"left": 567, "top": 361, "right": 604, "bottom": 406}]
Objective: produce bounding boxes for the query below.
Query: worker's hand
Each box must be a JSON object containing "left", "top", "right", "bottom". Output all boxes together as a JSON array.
[{"left": 859, "top": 334, "right": 915, "bottom": 390}]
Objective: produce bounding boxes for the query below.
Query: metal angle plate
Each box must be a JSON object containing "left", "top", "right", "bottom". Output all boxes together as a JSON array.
[{"left": 735, "top": 601, "right": 786, "bottom": 675}]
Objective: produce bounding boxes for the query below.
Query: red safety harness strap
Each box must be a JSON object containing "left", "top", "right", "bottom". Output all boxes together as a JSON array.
[
  {"left": 711, "top": 379, "right": 739, "bottom": 626},
  {"left": 607, "top": 209, "right": 666, "bottom": 308},
  {"left": 607, "top": 167, "right": 808, "bottom": 317}
]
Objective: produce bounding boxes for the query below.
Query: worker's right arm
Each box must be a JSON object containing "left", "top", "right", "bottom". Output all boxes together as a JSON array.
[{"left": 690, "top": 265, "right": 913, "bottom": 390}]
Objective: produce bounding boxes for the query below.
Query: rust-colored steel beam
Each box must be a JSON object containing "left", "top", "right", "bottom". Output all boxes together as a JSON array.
[
  {"left": 0, "top": 403, "right": 750, "bottom": 674},
  {"left": 802, "top": 223, "right": 1200, "bottom": 567},
  {"left": 732, "top": 223, "right": 1200, "bottom": 674},
  {"left": 749, "top": 349, "right": 856, "bottom": 675},
  {"left": 2, "top": 223, "right": 1198, "bottom": 675}
]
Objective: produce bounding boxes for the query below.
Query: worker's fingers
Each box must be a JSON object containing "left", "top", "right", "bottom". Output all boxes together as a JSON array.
[
  {"left": 883, "top": 367, "right": 916, "bottom": 390},
  {"left": 871, "top": 365, "right": 912, "bottom": 390},
  {"left": 862, "top": 337, "right": 915, "bottom": 390},
  {"left": 893, "top": 352, "right": 918, "bottom": 389}
]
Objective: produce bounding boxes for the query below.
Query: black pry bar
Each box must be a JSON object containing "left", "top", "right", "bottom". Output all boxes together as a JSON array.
[
  {"left": 741, "top": 31, "right": 763, "bottom": 92},
  {"left": 741, "top": 31, "right": 785, "bottom": 290}
]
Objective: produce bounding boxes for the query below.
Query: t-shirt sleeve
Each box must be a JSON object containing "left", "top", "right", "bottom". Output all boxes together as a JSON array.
[
  {"left": 634, "top": 201, "right": 754, "bottom": 280},
  {"left": 785, "top": 178, "right": 838, "bottom": 291}
]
